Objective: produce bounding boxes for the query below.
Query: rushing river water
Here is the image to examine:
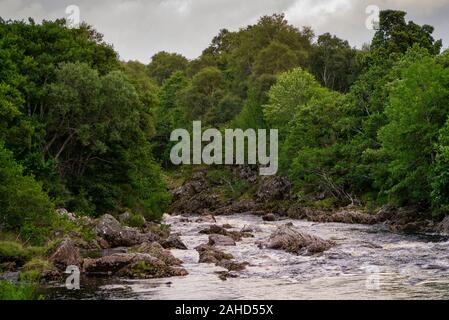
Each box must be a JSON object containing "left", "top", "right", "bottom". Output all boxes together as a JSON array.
[{"left": 47, "top": 214, "right": 449, "bottom": 300}]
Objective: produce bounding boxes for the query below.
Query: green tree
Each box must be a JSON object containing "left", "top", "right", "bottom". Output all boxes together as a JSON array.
[
  {"left": 310, "top": 33, "right": 360, "bottom": 92},
  {"left": 372, "top": 10, "right": 442, "bottom": 57},
  {"left": 0, "top": 141, "right": 55, "bottom": 243},
  {"left": 263, "top": 68, "right": 321, "bottom": 139},
  {"left": 378, "top": 52, "right": 449, "bottom": 206},
  {"left": 147, "top": 51, "right": 188, "bottom": 85}
]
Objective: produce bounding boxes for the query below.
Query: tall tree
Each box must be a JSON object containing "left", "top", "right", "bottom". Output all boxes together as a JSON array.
[{"left": 147, "top": 51, "right": 188, "bottom": 85}]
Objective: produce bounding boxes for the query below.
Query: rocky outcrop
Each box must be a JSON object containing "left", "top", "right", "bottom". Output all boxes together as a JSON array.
[
  {"left": 437, "top": 216, "right": 449, "bottom": 235},
  {"left": 49, "top": 238, "right": 81, "bottom": 270},
  {"left": 94, "top": 214, "right": 159, "bottom": 247},
  {"left": 82, "top": 253, "right": 187, "bottom": 279},
  {"left": 259, "top": 224, "right": 334, "bottom": 255},
  {"left": 376, "top": 205, "right": 434, "bottom": 233},
  {"left": 288, "top": 206, "right": 378, "bottom": 225},
  {"left": 256, "top": 176, "right": 292, "bottom": 202},
  {"left": 169, "top": 170, "right": 222, "bottom": 215},
  {"left": 212, "top": 200, "right": 265, "bottom": 216},
  {"left": 130, "top": 242, "right": 182, "bottom": 266},
  {"left": 171, "top": 193, "right": 220, "bottom": 215}
]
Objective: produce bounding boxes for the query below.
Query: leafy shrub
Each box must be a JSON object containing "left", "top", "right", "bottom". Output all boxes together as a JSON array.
[
  {"left": 0, "top": 241, "right": 28, "bottom": 264},
  {"left": 0, "top": 142, "right": 55, "bottom": 244},
  {"left": 125, "top": 213, "right": 146, "bottom": 229},
  {"left": 0, "top": 280, "right": 42, "bottom": 300}
]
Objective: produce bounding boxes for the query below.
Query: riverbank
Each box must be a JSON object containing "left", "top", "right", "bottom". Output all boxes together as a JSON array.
[{"left": 168, "top": 166, "right": 449, "bottom": 235}]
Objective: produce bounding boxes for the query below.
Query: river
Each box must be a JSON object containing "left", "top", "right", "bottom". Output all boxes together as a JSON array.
[{"left": 47, "top": 214, "right": 449, "bottom": 300}]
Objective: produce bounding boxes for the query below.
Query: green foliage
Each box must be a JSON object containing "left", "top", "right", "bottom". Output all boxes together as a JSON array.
[
  {"left": 20, "top": 258, "right": 56, "bottom": 283},
  {"left": 0, "top": 142, "right": 55, "bottom": 243},
  {"left": 1, "top": 8, "right": 449, "bottom": 240},
  {"left": 125, "top": 213, "right": 146, "bottom": 229},
  {"left": 310, "top": 33, "right": 361, "bottom": 92},
  {"left": 0, "top": 241, "right": 28, "bottom": 264},
  {"left": 432, "top": 120, "right": 449, "bottom": 216},
  {"left": 147, "top": 51, "right": 188, "bottom": 85},
  {"left": 0, "top": 280, "right": 42, "bottom": 300},
  {"left": 378, "top": 51, "right": 449, "bottom": 206},
  {"left": 264, "top": 68, "right": 322, "bottom": 141},
  {"left": 0, "top": 18, "right": 170, "bottom": 238},
  {"left": 372, "top": 10, "right": 442, "bottom": 57}
]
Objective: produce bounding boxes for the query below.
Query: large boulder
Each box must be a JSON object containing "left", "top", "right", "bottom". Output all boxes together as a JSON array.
[
  {"left": 49, "top": 238, "right": 81, "bottom": 270},
  {"left": 131, "top": 242, "right": 182, "bottom": 266},
  {"left": 82, "top": 253, "right": 187, "bottom": 279},
  {"left": 260, "top": 224, "right": 334, "bottom": 255},
  {"left": 195, "top": 244, "right": 233, "bottom": 264},
  {"left": 195, "top": 244, "right": 248, "bottom": 273},
  {"left": 94, "top": 214, "right": 159, "bottom": 247},
  {"left": 160, "top": 235, "right": 188, "bottom": 250},
  {"left": 208, "top": 234, "right": 236, "bottom": 246}
]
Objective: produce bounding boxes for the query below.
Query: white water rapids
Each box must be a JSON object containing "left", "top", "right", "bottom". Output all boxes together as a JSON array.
[{"left": 48, "top": 214, "right": 449, "bottom": 300}]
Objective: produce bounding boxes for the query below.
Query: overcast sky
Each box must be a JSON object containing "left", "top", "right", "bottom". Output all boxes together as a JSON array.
[{"left": 1, "top": 0, "right": 449, "bottom": 63}]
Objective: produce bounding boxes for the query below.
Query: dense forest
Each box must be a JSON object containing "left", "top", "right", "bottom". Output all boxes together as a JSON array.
[{"left": 1, "top": 10, "right": 449, "bottom": 298}]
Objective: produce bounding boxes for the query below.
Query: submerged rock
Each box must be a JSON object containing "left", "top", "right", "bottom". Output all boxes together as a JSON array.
[
  {"left": 217, "top": 260, "right": 249, "bottom": 272},
  {"left": 196, "top": 244, "right": 248, "bottom": 274},
  {"left": 260, "top": 224, "right": 334, "bottom": 255},
  {"left": 215, "top": 271, "right": 238, "bottom": 281},
  {"left": 262, "top": 213, "right": 277, "bottom": 222},
  {"left": 195, "top": 214, "right": 217, "bottom": 223},
  {"left": 199, "top": 225, "right": 252, "bottom": 241}
]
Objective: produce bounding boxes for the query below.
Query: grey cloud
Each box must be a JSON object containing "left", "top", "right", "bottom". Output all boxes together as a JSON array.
[{"left": 0, "top": 0, "right": 448, "bottom": 62}]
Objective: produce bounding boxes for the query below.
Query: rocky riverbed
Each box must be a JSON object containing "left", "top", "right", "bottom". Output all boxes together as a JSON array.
[{"left": 46, "top": 213, "right": 449, "bottom": 300}]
